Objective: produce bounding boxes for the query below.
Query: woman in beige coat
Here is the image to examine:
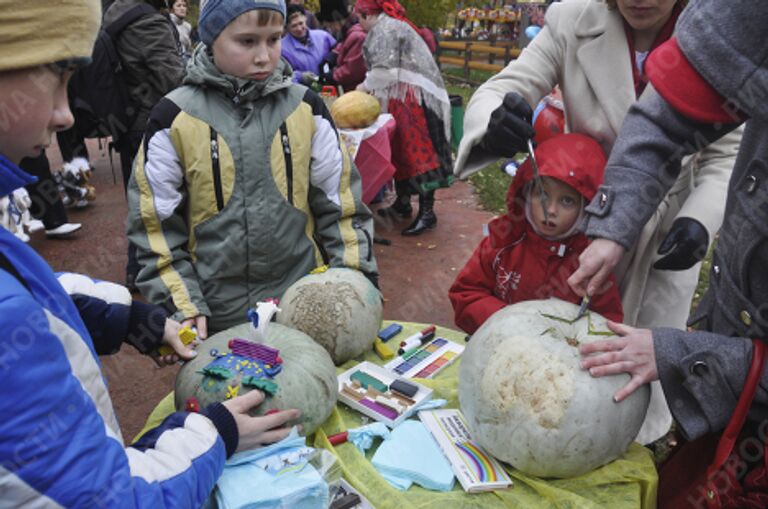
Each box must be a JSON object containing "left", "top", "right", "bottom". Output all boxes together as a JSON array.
[{"left": 454, "top": 0, "right": 742, "bottom": 445}]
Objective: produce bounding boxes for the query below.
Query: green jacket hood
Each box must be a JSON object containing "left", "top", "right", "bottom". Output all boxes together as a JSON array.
[{"left": 183, "top": 44, "right": 294, "bottom": 102}]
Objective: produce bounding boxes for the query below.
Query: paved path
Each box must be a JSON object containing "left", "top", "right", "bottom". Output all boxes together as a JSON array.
[{"left": 31, "top": 138, "right": 495, "bottom": 439}]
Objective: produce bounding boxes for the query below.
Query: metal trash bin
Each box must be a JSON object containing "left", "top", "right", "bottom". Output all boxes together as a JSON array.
[{"left": 449, "top": 94, "right": 464, "bottom": 152}]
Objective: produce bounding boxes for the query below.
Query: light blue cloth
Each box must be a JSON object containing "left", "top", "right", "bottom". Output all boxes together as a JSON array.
[
  {"left": 371, "top": 420, "right": 455, "bottom": 492},
  {"left": 409, "top": 398, "right": 447, "bottom": 414},
  {"left": 213, "top": 428, "right": 329, "bottom": 509},
  {"left": 347, "top": 423, "right": 390, "bottom": 454}
]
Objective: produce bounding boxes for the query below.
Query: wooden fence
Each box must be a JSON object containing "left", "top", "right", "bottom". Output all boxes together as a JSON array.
[{"left": 436, "top": 40, "right": 521, "bottom": 82}]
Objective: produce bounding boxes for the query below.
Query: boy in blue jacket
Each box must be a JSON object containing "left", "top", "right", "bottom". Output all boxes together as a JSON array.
[{"left": 0, "top": 1, "right": 299, "bottom": 507}]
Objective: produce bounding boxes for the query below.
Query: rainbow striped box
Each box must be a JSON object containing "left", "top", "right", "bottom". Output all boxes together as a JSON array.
[{"left": 419, "top": 409, "right": 513, "bottom": 493}]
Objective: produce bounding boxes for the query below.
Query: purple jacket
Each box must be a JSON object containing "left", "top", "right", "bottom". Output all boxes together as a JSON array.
[{"left": 282, "top": 29, "right": 337, "bottom": 82}]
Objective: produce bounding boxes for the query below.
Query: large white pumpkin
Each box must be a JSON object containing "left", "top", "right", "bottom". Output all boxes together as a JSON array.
[
  {"left": 276, "top": 268, "right": 382, "bottom": 365},
  {"left": 459, "top": 299, "right": 650, "bottom": 478}
]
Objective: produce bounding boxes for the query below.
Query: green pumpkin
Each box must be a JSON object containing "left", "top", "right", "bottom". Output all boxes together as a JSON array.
[
  {"left": 459, "top": 298, "right": 650, "bottom": 478},
  {"left": 174, "top": 322, "right": 337, "bottom": 435},
  {"left": 276, "top": 268, "right": 383, "bottom": 365}
]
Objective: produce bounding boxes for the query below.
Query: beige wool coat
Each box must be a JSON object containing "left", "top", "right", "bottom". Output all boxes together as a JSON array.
[{"left": 454, "top": 0, "right": 742, "bottom": 444}]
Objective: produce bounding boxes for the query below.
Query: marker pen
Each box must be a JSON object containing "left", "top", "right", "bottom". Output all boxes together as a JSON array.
[{"left": 397, "top": 326, "right": 436, "bottom": 355}]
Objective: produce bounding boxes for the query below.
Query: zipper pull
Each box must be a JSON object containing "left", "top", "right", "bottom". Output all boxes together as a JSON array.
[
  {"left": 210, "top": 138, "right": 219, "bottom": 160},
  {"left": 281, "top": 134, "right": 291, "bottom": 154}
]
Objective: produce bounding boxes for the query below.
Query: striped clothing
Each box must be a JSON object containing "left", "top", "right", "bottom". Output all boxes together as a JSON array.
[
  {"left": 0, "top": 159, "right": 234, "bottom": 508},
  {"left": 127, "top": 47, "right": 376, "bottom": 333}
]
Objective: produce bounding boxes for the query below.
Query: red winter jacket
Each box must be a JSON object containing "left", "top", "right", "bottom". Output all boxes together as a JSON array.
[
  {"left": 449, "top": 134, "right": 624, "bottom": 334},
  {"left": 332, "top": 23, "right": 367, "bottom": 91}
]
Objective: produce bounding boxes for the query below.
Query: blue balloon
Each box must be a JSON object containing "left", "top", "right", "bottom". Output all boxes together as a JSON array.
[{"left": 525, "top": 25, "right": 542, "bottom": 39}]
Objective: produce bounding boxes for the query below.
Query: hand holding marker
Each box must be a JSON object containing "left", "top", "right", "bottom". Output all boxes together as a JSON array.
[{"left": 397, "top": 325, "right": 437, "bottom": 356}]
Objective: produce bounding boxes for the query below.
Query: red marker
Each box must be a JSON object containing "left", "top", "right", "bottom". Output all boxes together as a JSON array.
[
  {"left": 398, "top": 325, "right": 436, "bottom": 353},
  {"left": 328, "top": 431, "right": 349, "bottom": 445}
]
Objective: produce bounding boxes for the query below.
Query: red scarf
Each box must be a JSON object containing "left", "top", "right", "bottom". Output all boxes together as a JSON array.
[
  {"left": 355, "top": 0, "right": 420, "bottom": 33},
  {"left": 623, "top": 3, "right": 683, "bottom": 98}
]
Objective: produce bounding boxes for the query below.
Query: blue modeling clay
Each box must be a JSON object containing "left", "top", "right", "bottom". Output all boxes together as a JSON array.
[
  {"left": 371, "top": 420, "right": 455, "bottom": 492},
  {"left": 201, "top": 353, "right": 282, "bottom": 380}
]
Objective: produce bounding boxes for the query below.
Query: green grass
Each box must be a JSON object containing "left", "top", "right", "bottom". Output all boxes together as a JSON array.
[
  {"left": 443, "top": 67, "right": 497, "bottom": 85},
  {"left": 445, "top": 81, "right": 513, "bottom": 215}
]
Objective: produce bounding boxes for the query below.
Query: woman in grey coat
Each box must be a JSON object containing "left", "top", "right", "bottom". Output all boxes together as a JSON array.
[{"left": 573, "top": 0, "right": 768, "bottom": 443}]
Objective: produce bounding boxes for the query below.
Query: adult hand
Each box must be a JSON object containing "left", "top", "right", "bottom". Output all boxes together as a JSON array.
[
  {"left": 479, "top": 92, "right": 535, "bottom": 157},
  {"left": 579, "top": 321, "right": 658, "bottom": 402},
  {"left": 653, "top": 217, "right": 709, "bottom": 271},
  {"left": 222, "top": 390, "right": 301, "bottom": 453},
  {"left": 152, "top": 318, "right": 198, "bottom": 367},
  {"left": 300, "top": 71, "right": 318, "bottom": 87},
  {"left": 182, "top": 315, "right": 208, "bottom": 340},
  {"left": 567, "top": 238, "right": 625, "bottom": 297}
]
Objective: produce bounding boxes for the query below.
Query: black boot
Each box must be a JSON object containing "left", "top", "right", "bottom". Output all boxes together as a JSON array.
[
  {"left": 377, "top": 182, "right": 413, "bottom": 219},
  {"left": 402, "top": 191, "right": 437, "bottom": 236}
]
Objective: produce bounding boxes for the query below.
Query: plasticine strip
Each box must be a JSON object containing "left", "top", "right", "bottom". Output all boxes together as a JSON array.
[
  {"left": 359, "top": 398, "right": 399, "bottom": 420},
  {"left": 342, "top": 384, "right": 364, "bottom": 401},
  {"left": 350, "top": 370, "right": 388, "bottom": 392}
]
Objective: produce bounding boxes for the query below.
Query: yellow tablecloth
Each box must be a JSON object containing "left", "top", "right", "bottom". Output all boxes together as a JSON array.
[{"left": 137, "top": 322, "right": 658, "bottom": 509}]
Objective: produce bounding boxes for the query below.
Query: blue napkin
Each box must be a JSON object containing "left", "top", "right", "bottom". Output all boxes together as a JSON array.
[
  {"left": 214, "top": 428, "right": 329, "bottom": 509},
  {"left": 371, "top": 420, "right": 455, "bottom": 492},
  {"left": 347, "top": 422, "right": 390, "bottom": 453}
]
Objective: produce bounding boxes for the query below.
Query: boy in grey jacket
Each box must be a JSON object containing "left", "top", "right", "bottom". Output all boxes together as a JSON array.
[
  {"left": 127, "top": 0, "right": 377, "bottom": 337},
  {"left": 572, "top": 0, "right": 768, "bottom": 442}
]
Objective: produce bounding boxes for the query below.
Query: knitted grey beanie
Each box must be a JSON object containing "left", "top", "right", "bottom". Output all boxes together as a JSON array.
[{"left": 199, "top": 0, "right": 287, "bottom": 45}]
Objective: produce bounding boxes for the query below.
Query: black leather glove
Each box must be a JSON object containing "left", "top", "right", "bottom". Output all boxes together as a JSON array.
[
  {"left": 299, "top": 71, "right": 318, "bottom": 87},
  {"left": 479, "top": 92, "right": 535, "bottom": 157},
  {"left": 653, "top": 217, "right": 709, "bottom": 271}
]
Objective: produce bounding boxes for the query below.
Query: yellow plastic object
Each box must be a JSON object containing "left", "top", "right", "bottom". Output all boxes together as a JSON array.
[
  {"left": 310, "top": 264, "right": 329, "bottom": 275},
  {"left": 157, "top": 326, "right": 197, "bottom": 357},
  {"left": 136, "top": 322, "right": 658, "bottom": 509},
  {"left": 330, "top": 91, "right": 381, "bottom": 129},
  {"left": 373, "top": 337, "right": 395, "bottom": 360}
]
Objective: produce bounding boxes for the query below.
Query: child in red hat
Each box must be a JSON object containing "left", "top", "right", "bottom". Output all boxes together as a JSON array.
[{"left": 450, "top": 133, "right": 623, "bottom": 334}]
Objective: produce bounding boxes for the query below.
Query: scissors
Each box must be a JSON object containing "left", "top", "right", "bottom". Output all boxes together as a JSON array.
[{"left": 527, "top": 138, "right": 549, "bottom": 223}]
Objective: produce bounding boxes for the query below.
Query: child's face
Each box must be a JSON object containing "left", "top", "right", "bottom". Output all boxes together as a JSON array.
[
  {"left": 529, "top": 177, "right": 583, "bottom": 237},
  {"left": 0, "top": 66, "right": 74, "bottom": 164},
  {"left": 212, "top": 11, "right": 283, "bottom": 81}
]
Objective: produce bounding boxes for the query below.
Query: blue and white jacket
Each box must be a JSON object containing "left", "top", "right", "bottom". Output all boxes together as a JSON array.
[{"left": 0, "top": 155, "right": 237, "bottom": 508}]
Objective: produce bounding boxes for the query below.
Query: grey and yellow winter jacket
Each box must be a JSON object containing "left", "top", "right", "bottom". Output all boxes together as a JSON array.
[{"left": 127, "top": 47, "right": 377, "bottom": 333}]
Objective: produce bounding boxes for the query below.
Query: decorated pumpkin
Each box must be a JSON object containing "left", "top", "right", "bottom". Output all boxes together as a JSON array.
[
  {"left": 174, "top": 322, "right": 337, "bottom": 435},
  {"left": 330, "top": 91, "right": 381, "bottom": 129},
  {"left": 459, "top": 299, "right": 650, "bottom": 478},
  {"left": 276, "top": 267, "right": 382, "bottom": 365}
]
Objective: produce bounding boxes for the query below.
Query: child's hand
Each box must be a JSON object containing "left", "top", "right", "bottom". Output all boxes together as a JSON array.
[
  {"left": 153, "top": 319, "right": 198, "bottom": 366},
  {"left": 221, "top": 390, "right": 301, "bottom": 453},
  {"left": 182, "top": 315, "right": 208, "bottom": 339}
]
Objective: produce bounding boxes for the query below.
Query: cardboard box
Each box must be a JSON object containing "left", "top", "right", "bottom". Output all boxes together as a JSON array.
[
  {"left": 337, "top": 362, "right": 433, "bottom": 428},
  {"left": 384, "top": 336, "right": 464, "bottom": 379},
  {"left": 419, "top": 409, "right": 513, "bottom": 493}
]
